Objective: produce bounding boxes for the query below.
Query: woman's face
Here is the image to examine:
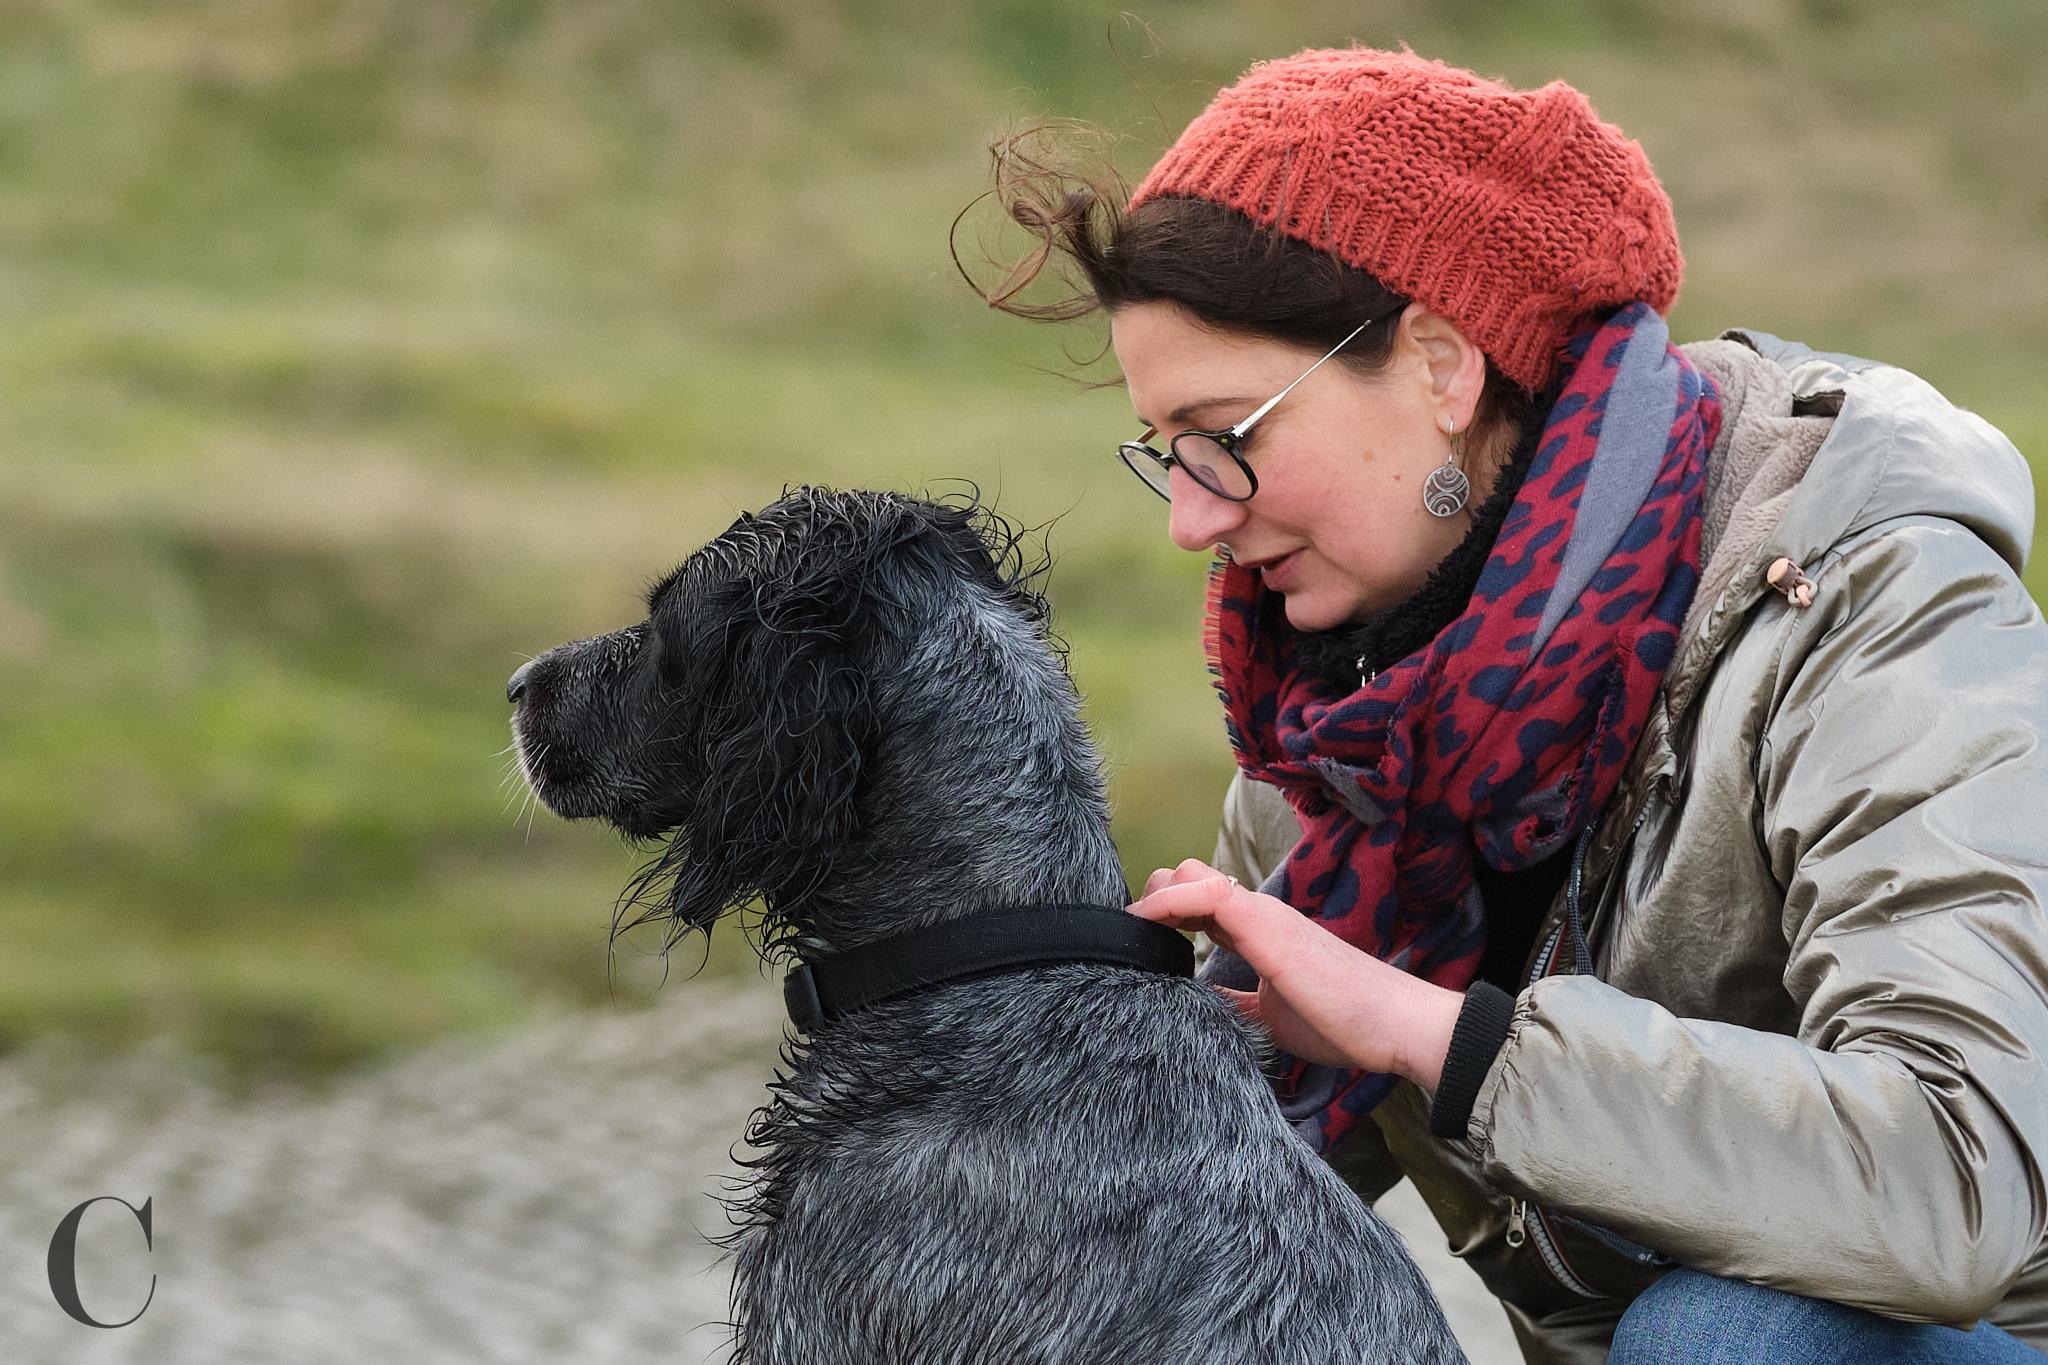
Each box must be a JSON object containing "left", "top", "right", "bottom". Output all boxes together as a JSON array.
[{"left": 1109, "top": 300, "right": 1489, "bottom": 633}]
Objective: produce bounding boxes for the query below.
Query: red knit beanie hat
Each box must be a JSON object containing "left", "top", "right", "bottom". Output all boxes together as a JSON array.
[{"left": 1128, "top": 46, "right": 1683, "bottom": 393}]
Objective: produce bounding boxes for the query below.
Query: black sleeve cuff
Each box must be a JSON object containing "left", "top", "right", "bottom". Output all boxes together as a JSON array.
[{"left": 1427, "top": 981, "right": 1519, "bottom": 1140}]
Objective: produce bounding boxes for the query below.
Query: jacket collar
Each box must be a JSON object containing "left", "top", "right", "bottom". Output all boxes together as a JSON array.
[{"left": 1582, "top": 328, "right": 2034, "bottom": 883}]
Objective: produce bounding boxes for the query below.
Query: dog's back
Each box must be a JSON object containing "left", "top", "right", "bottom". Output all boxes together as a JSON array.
[{"left": 726, "top": 966, "right": 1464, "bottom": 1364}]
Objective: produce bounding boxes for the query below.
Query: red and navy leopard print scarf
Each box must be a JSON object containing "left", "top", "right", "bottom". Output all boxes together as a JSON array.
[{"left": 1202, "top": 302, "right": 1720, "bottom": 1154}]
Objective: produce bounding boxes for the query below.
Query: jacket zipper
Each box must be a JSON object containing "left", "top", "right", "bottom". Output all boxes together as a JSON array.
[
  {"left": 1506, "top": 1197, "right": 1600, "bottom": 1298},
  {"left": 1525, "top": 791, "right": 1660, "bottom": 990},
  {"left": 1508, "top": 847, "right": 1602, "bottom": 1300},
  {"left": 1503, "top": 803, "right": 1662, "bottom": 1302}
]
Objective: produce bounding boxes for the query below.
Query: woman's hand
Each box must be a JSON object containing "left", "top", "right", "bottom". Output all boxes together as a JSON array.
[{"left": 1127, "top": 858, "right": 1464, "bottom": 1092}]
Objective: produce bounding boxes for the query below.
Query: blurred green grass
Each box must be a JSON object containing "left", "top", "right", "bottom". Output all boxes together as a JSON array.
[{"left": 1, "top": 0, "right": 2041, "bottom": 1077}]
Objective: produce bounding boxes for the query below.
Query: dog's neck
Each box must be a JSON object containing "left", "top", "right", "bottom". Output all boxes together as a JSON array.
[{"left": 781, "top": 590, "right": 1131, "bottom": 957}]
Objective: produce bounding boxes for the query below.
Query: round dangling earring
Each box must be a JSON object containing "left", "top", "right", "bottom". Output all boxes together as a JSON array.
[{"left": 1423, "top": 422, "right": 1472, "bottom": 518}]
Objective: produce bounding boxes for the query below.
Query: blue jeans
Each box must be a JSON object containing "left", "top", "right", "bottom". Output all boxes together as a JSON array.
[{"left": 1609, "top": 1269, "right": 2045, "bottom": 1364}]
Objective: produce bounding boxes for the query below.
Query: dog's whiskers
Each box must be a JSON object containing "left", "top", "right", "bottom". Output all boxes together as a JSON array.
[
  {"left": 519, "top": 742, "right": 550, "bottom": 843},
  {"left": 498, "top": 739, "right": 537, "bottom": 814}
]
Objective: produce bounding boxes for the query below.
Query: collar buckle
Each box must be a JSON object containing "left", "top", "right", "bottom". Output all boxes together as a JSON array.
[{"left": 782, "top": 964, "right": 827, "bottom": 1034}]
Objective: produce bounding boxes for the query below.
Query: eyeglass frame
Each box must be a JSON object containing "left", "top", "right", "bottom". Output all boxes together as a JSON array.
[{"left": 1116, "top": 312, "right": 1390, "bottom": 503}]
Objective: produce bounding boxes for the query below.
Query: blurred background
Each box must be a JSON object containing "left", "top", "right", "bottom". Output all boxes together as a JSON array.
[{"left": 0, "top": 2, "right": 2041, "bottom": 1360}]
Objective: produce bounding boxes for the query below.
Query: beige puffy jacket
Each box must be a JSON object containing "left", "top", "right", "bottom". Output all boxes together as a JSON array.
[{"left": 1211, "top": 331, "right": 2048, "bottom": 1362}]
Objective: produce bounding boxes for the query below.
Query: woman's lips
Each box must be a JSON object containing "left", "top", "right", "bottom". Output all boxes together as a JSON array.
[{"left": 1259, "top": 549, "right": 1305, "bottom": 591}]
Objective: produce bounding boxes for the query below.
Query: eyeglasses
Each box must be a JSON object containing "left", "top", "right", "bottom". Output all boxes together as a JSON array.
[{"left": 1117, "top": 316, "right": 1379, "bottom": 503}]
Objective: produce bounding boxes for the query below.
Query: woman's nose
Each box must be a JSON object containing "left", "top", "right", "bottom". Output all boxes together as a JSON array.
[{"left": 1166, "top": 468, "right": 1250, "bottom": 554}]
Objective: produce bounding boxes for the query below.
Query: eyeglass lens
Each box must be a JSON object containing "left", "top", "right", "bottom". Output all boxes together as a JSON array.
[
  {"left": 1171, "top": 433, "right": 1253, "bottom": 500},
  {"left": 1118, "top": 434, "right": 1251, "bottom": 502}
]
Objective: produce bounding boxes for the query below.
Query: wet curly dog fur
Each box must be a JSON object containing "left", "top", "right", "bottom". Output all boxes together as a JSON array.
[{"left": 509, "top": 487, "right": 1462, "bottom": 1364}]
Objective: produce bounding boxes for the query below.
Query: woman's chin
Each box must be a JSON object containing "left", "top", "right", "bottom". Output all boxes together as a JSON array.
[
  {"left": 1280, "top": 581, "right": 1387, "bottom": 634},
  {"left": 1280, "top": 591, "right": 1346, "bottom": 633}
]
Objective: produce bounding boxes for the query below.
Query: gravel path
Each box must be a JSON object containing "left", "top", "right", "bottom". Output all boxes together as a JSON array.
[{"left": 0, "top": 976, "right": 1518, "bottom": 1362}]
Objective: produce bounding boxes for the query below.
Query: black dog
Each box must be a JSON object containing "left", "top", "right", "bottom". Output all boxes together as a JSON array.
[{"left": 509, "top": 487, "right": 1464, "bottom": 1364}]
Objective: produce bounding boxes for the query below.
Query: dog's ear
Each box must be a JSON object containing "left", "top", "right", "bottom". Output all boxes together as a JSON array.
[{"left": 637, "top": 503, "right": 880, "bottom": 949}]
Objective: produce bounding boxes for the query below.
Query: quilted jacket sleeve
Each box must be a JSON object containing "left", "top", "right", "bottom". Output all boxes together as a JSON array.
[{"left": 1467, "top": 521, "right": 2048, "bottom": 1324}]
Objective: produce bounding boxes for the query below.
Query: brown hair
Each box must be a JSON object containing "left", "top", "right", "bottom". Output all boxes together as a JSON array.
[{"left": 957, "top": 129, "right": 1541, "bottom": 454}]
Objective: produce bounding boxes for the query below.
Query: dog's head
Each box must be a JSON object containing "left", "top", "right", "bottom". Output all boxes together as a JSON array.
[{"left": 509, "top": 486, "right": 1069, "bottom": 956}]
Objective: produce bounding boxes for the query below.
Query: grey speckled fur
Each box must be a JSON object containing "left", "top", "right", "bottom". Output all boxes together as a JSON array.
[{"left": 510, "top": 487, "right": 1464, "bottom": 1365}]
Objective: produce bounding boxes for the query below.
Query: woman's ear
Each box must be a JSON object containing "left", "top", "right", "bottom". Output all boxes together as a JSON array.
[{"left": 1398, "top": 306, "right": 1488, "bottom": 438}]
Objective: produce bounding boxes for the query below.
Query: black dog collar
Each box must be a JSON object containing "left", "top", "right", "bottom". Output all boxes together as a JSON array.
[{"left": 782, "top": 903, "right": 1194, "bottom": 1034}]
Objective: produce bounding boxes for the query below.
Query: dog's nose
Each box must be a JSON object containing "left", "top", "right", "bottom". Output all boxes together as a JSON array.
[{"left": 507, "top": 659, "right": 536, "bottom": 705}]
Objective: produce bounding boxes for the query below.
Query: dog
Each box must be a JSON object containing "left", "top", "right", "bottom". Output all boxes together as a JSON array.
[{"left": 508, "top": 486, "right": 1465, "bottom": 1364}]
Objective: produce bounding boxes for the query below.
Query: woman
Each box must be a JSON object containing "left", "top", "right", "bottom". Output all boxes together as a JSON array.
[{"left": 976, "top": 47, "right": 2048, "bottom": 1363}]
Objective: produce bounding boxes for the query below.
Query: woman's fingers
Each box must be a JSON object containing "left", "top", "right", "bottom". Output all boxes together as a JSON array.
[
  {"left": 1213, "top": 985, "right": 1262, "bottom": 1022},
  {"left": 1142, "top": 858, "right": 1232, "bottom": 899},
  {"left": 1127, "top": 874, "right": 1307, "bottom": 977},
  {"left": 1126, "top": 874, "right": 1232, "bottom": 927},
  {"left": 1128, "top": 875, "right": 1233, "bottom": 957},
  {"left": 1129, "top": 869, "right": 1446, "bottom": 1082}
]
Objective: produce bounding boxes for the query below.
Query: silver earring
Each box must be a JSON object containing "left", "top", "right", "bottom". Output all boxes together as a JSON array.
[{"left": 1424, "top": 430, "right": 1471, "bottom": 518}]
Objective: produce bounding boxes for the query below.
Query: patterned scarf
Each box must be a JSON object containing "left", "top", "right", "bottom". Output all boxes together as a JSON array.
[{"left": 1199, "top": 303, "right": 1719, "bottom": 1155}]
